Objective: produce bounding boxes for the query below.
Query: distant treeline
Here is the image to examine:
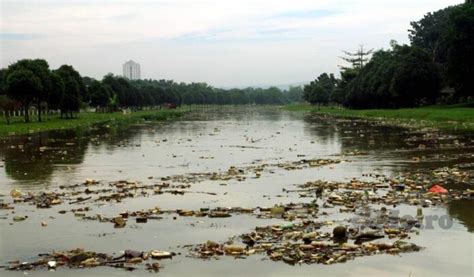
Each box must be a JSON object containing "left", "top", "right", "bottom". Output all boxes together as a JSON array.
[
  {"left": 0, "top": 62, "right": 303, "bottom": 123},
  {"left": 303, "top": 2, "right": 473, "bottom": 109}
]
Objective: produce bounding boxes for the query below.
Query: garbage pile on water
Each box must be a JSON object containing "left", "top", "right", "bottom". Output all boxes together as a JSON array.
[
  {"left": 79, "top": 203, "right": 322, "bottom": 227},
  {"left": 187, "top": 220, "right": 422, "bottom": 265},
  {"left": 4, "top": 248, "right": 175, "bottom": 272},
  {"left": 1, "top": 155, "right": 473, "bottom": 272},
  {"left": 3, "top": 158, "right": 342, "bottom": 209},
  {"left": 9, "top": 189, "right": 64, "bottom": 208},
  {"left": 3, "top": 166, "right": 473, "bottom": 228}
]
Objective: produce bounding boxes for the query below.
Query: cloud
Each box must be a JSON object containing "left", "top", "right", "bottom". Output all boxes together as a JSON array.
[
  {"left": 270, "top": 9, "right": 338, "bottom": 19},
  {"left": 0, "top": 33, "right": 42, "bottom": 40}
]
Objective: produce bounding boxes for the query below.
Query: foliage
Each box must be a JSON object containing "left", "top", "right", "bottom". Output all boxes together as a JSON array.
[
  {"left": 303, "top": 73, "right": 336, "bottom": 106},
  {"left": 299, "top": 2, "right": 473, "bottom": 108},
  {"left": 390, "top": 46, "right": 442, "bottom": 106},
  {"left": 340, "top": 45, "right": 373, "bottom": 70},
  {"left": 97, "top": 77, "right": 298, "bottom": 108},
  {"left": 409, "top": 5, "right": 455, "bottom": 65},
  {"left": 409, "top": 2, "right": 474, "bottom": 98},
  {"left": 5, "top": 59, "right": 52, "bottom": 121},
  {"left": 5, "top": 69, "right": 42, "bottom": 122},
  {"left": 54, "top": 65, "right": 83, "bottom": 117},
  {"left": 343, "top": 44, "right": 441, "bottom": 109},
  {"left": 89, "top": 80, "right": 111, "bottom": 109},
  {"left": 286, "top": 86, "right": 304, "bottom": 103},
  {"left": 48, "top": 72, "right": 65, "bottom": 110},
  {"left": 446, "top": 3, "right": 474, "bottom": 98}
]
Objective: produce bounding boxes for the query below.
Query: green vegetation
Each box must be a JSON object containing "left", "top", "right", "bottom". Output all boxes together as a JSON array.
[
  {"left": 0, "top": 59, "right": 304, "bottom": 126},
  {"left": 0, "top": 56, "right": 304, "bottom": 135},
  {"left": 283, "top": 104, "right": 474, "bottom": 132},
  {"left": 0, "top": 109, "right": 183, "bottom": 137},
  {"left": 303, "top": 2, "right": 473, "bottom": 109}
]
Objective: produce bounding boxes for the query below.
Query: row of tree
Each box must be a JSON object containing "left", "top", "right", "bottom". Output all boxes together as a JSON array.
[
  {"left": 0, "top": 60, "right": 86, "bottom": 122},
  {"left": 85, "top": 76, "right": 304, "bottom": 109},
  {"left": 304, "top": 1, "right": 473, "bottom": 109},
  {"left": 0, "top": 61, "right": 304, "bottom": 123}
]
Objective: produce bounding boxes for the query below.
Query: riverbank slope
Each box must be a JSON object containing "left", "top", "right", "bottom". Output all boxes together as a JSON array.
[
  {"left": 0, "top": 109, "right": 184, "bottom": 137},
  {"left": 283, "top": 104, "right": 474, "bottom": 132}
]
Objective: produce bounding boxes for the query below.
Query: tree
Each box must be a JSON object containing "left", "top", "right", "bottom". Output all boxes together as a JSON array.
[
  {"left": 446, "top": 3, "right": 474, "bottom": 98},
  {"left": 58, "top": 65, "right": 88, "bottom": 104},
  {"left": 285, "top": 86, "right": 304, "bottom": 103},
  {"left": 303, "top": 73, "right": 336, "bottom": 107},
  {"left": 5, "top": 69, "right": 42, "bottom": 122},
  {"left": 89, "top": 80, "right": 111, "bottom": 110},
  {"left": 60, "top": 78, "right": 80, "bottom": 118},
  {"left": 343, "top": 43, "right": 441, "bottom": 109},
  {"left": 409, "top": 3, "right": 473, "bottom": 99},
  {"left": 390, "top": 47, "right": 442, "bottom": 106},
  {"left": 409, "top": 6, "right": 455, "bottom": 64},
  {"left": 0, "top": 69, "right": 17, "bottom": 123},
  {"left": 336, "top": 45, "right": 373, "bottom": 106},
  {"left": 304, "top": 84, "right": 326, "bottom": 107},
  {"left": 102, "top": 74, "right": 126, "bottom": 108},
  {"left": 30, "top": 59, "right": 52, "bottom": 122},
  {"left": 54, "top": 65, "right": 82, "bottom": 118},
  {"left": 5, "top": 59, "right": 51, "bottom": 122},
  {"left": 48, "top": 72, "right": 65, "bottom": 111},
  {"left": 0, "top": 69, "right": 6, "bottom": 95},
  {"left": 332, "top": 68, "right": 358, "bottom": 105},
  {"left": 340, "top": 45, "right": 373, "bottom": 70},
  {"left": 0, "top": 95, "right": 19, "bottom": 124}
]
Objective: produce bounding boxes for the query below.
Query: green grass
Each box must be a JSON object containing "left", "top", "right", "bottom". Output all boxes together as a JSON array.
[
  {"left": 0, "top": 108, "right": 185, "bottom": 137},
  {"left": 283, "top": 103, "right": 474, "bottom": 132}
]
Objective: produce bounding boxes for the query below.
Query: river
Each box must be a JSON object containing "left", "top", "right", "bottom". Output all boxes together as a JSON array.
[{"left": 0, "top": 106, "right": 472, "bottom": 276}]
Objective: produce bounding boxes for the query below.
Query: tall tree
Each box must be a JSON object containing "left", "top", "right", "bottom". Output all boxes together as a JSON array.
[
  {"left": 5, "top": 70, "right": 42, "bottom": 122},
  {"left": 59, "top": 65, "right": 88, "bottom": 104},
  {"left": 48, "top": 72, "right": 65, "bottom": 111},
  {"left": 89, "top": 80, "right": 111, "bottom": 110},
  {"left": 390, "top": 47, "right": 442, "bottom": 106},
  {"left": 340, "top": 45, "right": 374, "bottom": 70},
  {"left": 54, "top": 65, "right": 82, "bottom": 118},
  {"left": 5, "top": 59, "right": 51, "bottom": 121},
  {"left": 446, "top": 3, "right": 474, "bottom": 97},
  {"left": 409, "top": 6, "right": 455, "bottom": 64},
  {"left": 409, "top": 3, "right": 473, "bottom": 98},
  {"left": 343, "top": 43, "right": 441, "bottom": 109},
  {"left": 303, "top": 73, "right": 336, "bottom": 106},
  {"left": 0, "top": 95, "right": 18, "bottom": 124}
]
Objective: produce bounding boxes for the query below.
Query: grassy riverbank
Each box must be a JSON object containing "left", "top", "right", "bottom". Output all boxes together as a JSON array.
[
  {"left": 0, "top": 108, "right": 185, "bottom": 137},
  {"left": 283, "top": 103, "right": 474, "bottom": 132}
]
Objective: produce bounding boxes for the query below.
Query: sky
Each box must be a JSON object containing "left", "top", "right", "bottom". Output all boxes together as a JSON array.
[{"left": 0, "top": 0, "right": 463, "bottom": 88}]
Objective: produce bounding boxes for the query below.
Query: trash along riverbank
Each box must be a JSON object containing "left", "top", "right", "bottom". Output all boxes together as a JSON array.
[{"left": 283, "top": 104, "right": 474, "bottom": 133}]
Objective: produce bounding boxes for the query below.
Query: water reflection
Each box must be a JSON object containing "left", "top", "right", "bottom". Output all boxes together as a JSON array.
[
  {"left": 0, "top": 123, "right": 150, "bottom": 183},
  {"left": 448, "top": 199, "right": 474, "bottom": 232},
  {"left": 0, "top": 129, "right": 89, "bottom": 182},
  {"left": 303, "top": 113, "right": 410, "bottom": 154}
]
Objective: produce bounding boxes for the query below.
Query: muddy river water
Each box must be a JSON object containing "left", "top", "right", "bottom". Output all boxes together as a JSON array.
[{"left": 0, "top": 106, "right": 473, "bottom": 276}]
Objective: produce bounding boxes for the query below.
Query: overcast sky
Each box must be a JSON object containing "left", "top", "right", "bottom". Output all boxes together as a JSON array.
[{"left": 0, "top": 0, "right": 463, "bottom": 87}]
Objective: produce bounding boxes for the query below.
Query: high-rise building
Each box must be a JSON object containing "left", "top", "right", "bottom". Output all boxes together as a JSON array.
[{"left": 123, "top": 60, "right": 141, "bottom": 80}]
